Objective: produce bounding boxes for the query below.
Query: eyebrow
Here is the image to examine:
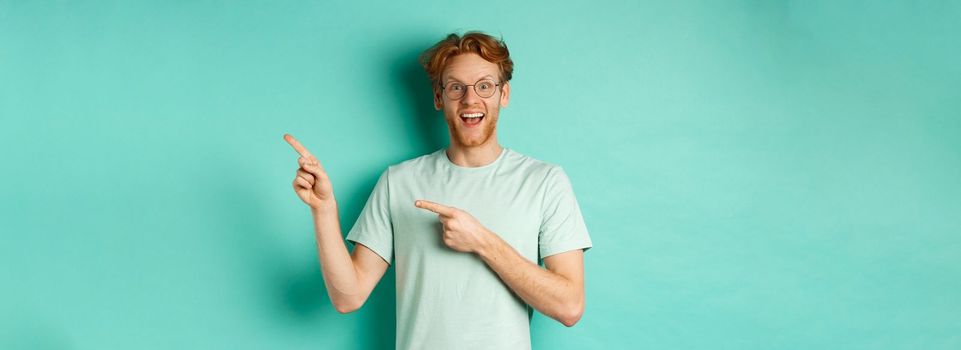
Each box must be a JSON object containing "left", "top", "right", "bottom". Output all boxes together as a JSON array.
[{"left": 444, "top": 74, "right": 496, "bottom": 84}]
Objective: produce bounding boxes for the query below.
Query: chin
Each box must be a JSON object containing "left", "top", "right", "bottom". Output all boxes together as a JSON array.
[
  {"left": 455, "top": 129, "right": 496, "bottom": 147},
  {"left": 458, "top": 137, "right": 486, "bottom": 147},
  {"left": 445, "top": 114, "right": 498, "bottom": 147}
]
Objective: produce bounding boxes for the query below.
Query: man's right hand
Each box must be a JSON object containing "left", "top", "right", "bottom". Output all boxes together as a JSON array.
[
  {"left": 285, "top": 135, "right": 388, "bottom": 314},
  {"left": 284, "top": 133, "right": 335, "bottom": 210}
]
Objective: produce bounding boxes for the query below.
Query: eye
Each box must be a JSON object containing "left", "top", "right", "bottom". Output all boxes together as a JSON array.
[
  {"left": 449, "top": 83, "right": 465, "bottom": 91},
  {"left": 478, "top": 81, "right": 494, "bottom": 90}
]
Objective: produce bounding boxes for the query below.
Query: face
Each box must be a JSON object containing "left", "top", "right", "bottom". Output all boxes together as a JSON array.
[{"left": 433, "top": 53, "right": 510, "bottom": 148}]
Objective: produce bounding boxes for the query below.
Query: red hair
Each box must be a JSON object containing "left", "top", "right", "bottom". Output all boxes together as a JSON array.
[{"left": 419, "top": 31, "right": 514, "bottom": 91}]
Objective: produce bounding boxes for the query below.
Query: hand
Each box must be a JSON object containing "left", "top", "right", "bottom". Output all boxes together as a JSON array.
[
  {"left": 415, "top": 200, "right": 492, "bottom": 254},
  {"left": 284, "top": 133, "right": 335, "bottom": 210}
]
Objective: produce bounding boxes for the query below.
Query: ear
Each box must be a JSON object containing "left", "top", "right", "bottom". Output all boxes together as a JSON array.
[
  {"left": 499, "top": 81, "right": 510, "bottom": 107},
  {"left": 433, "top": 88, "right": 443, "bottom": 111}
]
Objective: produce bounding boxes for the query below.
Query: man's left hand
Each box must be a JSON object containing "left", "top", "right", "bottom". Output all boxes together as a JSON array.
[{"left": 415, "top": 200, "right": 492, "bottom": 254}]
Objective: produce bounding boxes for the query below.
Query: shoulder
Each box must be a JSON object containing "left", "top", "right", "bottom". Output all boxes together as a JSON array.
[
  {"left": 504, "top": 148, "right": 566, "bottom": 182},
  {"left": 506, "top": 150, "right": 583, "bottom": 202},
  {"left": 383, "top": 149, "right": 444, "bottom": 178}
]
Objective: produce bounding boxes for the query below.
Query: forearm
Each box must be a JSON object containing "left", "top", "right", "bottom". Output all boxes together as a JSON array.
[
  {"left": 310, "top": 202, "right": 362, "bottom": 312},
  {"left": 475, "top": 231, "right": 583, "bottom": 326}
]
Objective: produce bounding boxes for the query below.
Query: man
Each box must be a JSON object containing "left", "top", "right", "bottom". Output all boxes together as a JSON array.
[{"left": 284, "top": 31, "right": 592, "bottom": 350}]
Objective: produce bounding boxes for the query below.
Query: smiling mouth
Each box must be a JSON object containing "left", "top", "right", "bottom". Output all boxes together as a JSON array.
[{"left": 459, "top": 112, "right": 485, "bottom": 127}]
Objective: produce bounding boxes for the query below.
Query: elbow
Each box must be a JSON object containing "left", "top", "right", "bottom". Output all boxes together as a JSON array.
[
  {"left": 334, "top": 303, "right": 358, "bottom": 314},
  {"left": 558, "top": 300, "right": 584, "bottom": 327},
  {"left": 559, "top": 313, "right": 582, "bottom": 327},
  {"left": 332, "top": 297, "right": 363, "bottom": 314}
]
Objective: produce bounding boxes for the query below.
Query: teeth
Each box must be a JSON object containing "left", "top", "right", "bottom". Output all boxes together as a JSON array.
[{"left": 461, "top": 113, "right": 484, "bottom": 118}]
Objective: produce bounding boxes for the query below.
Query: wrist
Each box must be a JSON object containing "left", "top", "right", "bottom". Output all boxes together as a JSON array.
[
  {"left": 310, "top": 200, "right": 338, "bottom": 216},
  {"left": 476, "top": 229, "right": 500, "bottom": 258}
]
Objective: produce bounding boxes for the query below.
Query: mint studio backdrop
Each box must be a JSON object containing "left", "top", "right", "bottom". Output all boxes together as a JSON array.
[{"left": 2, "top": 1, "right": 959, "bottom": 349}]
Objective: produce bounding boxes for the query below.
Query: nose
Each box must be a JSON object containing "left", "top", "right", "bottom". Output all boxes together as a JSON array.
[{"left": 460, "top": 86, "right": 481, "bottom": 105}]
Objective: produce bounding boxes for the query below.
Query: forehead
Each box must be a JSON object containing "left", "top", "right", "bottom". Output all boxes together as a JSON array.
[{"left": 442, "top": 53, "right": 500, "bottom": 82}]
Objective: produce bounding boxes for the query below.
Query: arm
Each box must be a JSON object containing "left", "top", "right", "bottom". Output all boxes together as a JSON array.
[
  {"left": 284, "top": 134, "right": 388, "bottom": 314},
  {"left": 310, "top": 204, "right": 389, "bottom": 314},
  {"left": 413, "top": 200, "right": 587, "bottom": 327},
  {"left": 476, "top": 234, "right": 585, "bottom": 327}
]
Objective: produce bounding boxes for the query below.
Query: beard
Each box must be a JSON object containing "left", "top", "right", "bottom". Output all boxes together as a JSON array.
[{"left": 446, "top": 115, "right": 497, "bottom": 147}]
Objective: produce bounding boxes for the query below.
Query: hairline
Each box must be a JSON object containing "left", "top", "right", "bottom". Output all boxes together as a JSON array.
[{"left": 443, "top": 74, "right": 498, "bottom": 85}]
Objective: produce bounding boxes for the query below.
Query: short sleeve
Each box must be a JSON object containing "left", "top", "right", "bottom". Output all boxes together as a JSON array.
[
  {"left": 538, "top": 166, "right": 593, "bottom": 260},
  {"left": 346, "top": 168, "right": 393, "bottom": 265}
]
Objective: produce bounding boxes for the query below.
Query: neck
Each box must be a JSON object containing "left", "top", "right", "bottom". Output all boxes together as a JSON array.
[{"left": 445, "top": 140, "right": 503, "bottom": 167}]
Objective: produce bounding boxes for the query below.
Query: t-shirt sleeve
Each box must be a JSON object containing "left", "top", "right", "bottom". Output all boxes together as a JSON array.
[
  {"left": 345, "top": 168, "right": 393, "bottom": 265},
  {"left": 538, "top": 166, "right": 593, "bottom": 260}
]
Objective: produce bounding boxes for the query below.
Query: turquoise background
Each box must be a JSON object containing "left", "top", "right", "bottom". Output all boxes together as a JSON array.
[{"left": 2, "top": 1, "right": 960, "bottom": 349}]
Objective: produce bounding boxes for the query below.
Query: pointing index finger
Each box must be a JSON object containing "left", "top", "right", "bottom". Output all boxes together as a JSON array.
[
  {"left": 415, "top": 200, "right": 455, "bottom": 216},
  {"left": 283, "top": 133, "right": 314, "bottom": 158}
]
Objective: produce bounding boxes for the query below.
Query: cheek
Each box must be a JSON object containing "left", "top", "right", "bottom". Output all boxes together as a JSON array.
[{"left": 443, "top": 108, "right": 458, "bottom": 119}]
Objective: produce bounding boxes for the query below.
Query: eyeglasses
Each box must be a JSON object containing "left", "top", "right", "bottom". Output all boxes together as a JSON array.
[{"left": 440, "top": 79, "right": 502, "bottom": 100}]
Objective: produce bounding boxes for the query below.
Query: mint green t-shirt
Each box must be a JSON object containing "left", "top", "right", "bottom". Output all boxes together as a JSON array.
[{"left": 346, "top": 147, "right": 593, "bottom": 350}]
